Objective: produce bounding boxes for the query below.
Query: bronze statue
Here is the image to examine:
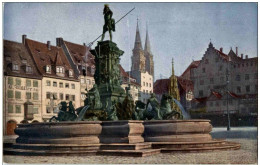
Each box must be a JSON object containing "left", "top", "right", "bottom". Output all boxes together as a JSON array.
[
  {"left": 87, "top": 84, "right": 102, "bottom": 110},
  {"left": 145, "top": 93, "right": 162, "bottom": 120},
  {"left": 100, "top": 4, "right": 115, "bottom": 41}
]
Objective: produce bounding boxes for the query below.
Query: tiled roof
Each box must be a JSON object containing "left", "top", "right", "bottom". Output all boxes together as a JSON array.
[
  {"left": 177, "top": 76, "right": 194, "bottom": 92},
  {"left": 153, "top": 79, "right": 170, "bottom": 94},
  {"left": 181, "top": 60, "right": 200, "bottom": 77},
  {"left": 25, "top": 38, "right": 77, "bottom": 80},
  {"left": 4, "top": 40, "right": 42, "bottom": 79},
  {"left": 215, "top": 49, "right": 229, "bottom": 61}
]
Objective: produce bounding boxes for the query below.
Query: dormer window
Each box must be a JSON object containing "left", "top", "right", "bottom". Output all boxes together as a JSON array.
[
  {"left": 46, "top": 65, "right": 51, "bottom": 73},
  {"left": 12, "top": 64, "right": 19, "bottom": 71},
  {"left": 69, "top": 70, "right": 73, "bottom": 77},
  {"left": 26, "top": 65, "right": 32, "bottom": 73},
  {"left": 56, "top": 66, "right": 64, "bottom": 74}
]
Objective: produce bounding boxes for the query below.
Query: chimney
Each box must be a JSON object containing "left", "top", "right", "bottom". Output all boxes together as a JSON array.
[
  {"left": 220, "top": 47, "right": 223, "bottom": 53},
  {"left": 47, "top": 41, "right": 51, "bottom": 50},
  {"left": 83, "top": 43, "right": 86, "bottom": 46},
  {"left": 22, "top": 35, "right": 27, "bottom": 45},
  {"left": 241, "top": 54, "right": 243, "bottom": 59},
  {"left": 56, "top": 38, "right": 63, "bottom": 47},
  {"left": 236, "top": 47, "right": 238, "bottom": 56},
  {"left": 245, "top": 55, "right": 248, "bottom": 59}
]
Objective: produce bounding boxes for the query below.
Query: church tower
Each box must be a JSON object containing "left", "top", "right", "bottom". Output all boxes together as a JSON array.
[
  {"left": 131, "top": 19, "right": 146, "bottom": 73},
  {"left": 144, "top": 25, "right": 154, "bottom": 79}
]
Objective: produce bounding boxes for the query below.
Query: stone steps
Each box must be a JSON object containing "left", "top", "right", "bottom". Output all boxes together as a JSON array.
[
  {"left": 4, "top": 142, "right": 159, "bottom": 157},
  {"left": 160, "top": 141, "right": 241, "bottom": 153}
]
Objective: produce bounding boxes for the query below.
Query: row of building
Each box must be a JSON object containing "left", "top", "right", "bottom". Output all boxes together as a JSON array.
[
  {"left": 154, "top": 42, "right": 258, "bottom": 121},
  {"left": 4, "top": 21, "right": 156, "bottom": 135}
]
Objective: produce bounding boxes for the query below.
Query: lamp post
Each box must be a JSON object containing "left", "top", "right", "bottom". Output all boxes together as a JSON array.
[{"left": 226, "top": 60, "right": 231, "bottom": 131}]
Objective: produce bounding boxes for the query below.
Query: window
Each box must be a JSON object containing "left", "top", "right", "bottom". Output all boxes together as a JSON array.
[
  {"left": 237, "top": 86, "right": 241, "bottom": 93},
  {"left": 8, "top": 105, "right": 13, "bottom": 113},
  {"left": 71, "top": 84, "right": 75, "bottom": 89},
  {"left": 56, "top": 66, "right": 64, "bottom": 73},
  {"left": 33, "top": 107, "right": 38, "bottom": 114},
  {"left": 13, "top": 64, "right": 19, "bottom": 71},
  {"left": 15, "top": 91, "right": 21, "bottom": 99},
  {"left": 246, "top": 85, "right": 250, "bottom": 92},
  {"left": 143, "top": 90, "right": 145, "bottom": 93},
  {"left": 46, "top": 107, "right": 51, "bottom": 113},
  {"left": 26, "top": 80, "right": 31, "bottom": 87},
  {"left": 65, "top": 83, "right": 69, "bottom": 88},
  {"left": 7, "top": 90, "right": 13, "bottom": 98},
  {"left": 46, "top": 92, "right": 51, "bottom": 99},
  {"left": 254, "top": 73, "right": 258, "bottom": 79},
  {"left": 46, "top": 80, "right": 51, "bottom": 86},
  {"left": 26, "top": 92, "right": 31, "bottom": 99},
  {"left": 199, "top": 90, "right": 203, "bottom": 97},
  {"left": 60, "top": 93, "right": 64, "bottom": 100},
  {"left": 46, "top": 65, "right": 51, "bottom": 73},
  {"left": 245, "top": 74, "right": 249, "bottom": 80},
  {"left": 200, "top": 80, "right": 204, "bottom": 85},
  {"left": 53, "top": 81, "right": 57, "bottom": 87},
  {"left": 26, "top": 65, "right": 32, "bottom": 73},
  {"left": 87, "top": 79, "right": 90, "bottom": 85},
  {"left": 229, "top": 100, "right": 233, "bottom": 105},
  {"left": 202, "top": 68, "right": 206, "bottom": 73},
  {"left": 146, "top": 90, "right": 148, "bottom": 94},
  {"left": 15, "top": 105, "right": 21, "bottom": 113},
  {"left": 69, "top": 70, "right": 73, "bottom": 77},
  {"left": 33, "top": 80, "right": 38, "bottom": 87},
  {"left": 210, "top": 78, "right": 214, "bottom": 84},
  {"left": 215, "top": 58, "right": 219, "bottom": 62},
  {"left": 71, "top": 95, "right": 75, "bottom": 101},
  {"left": 149, "top": 83, "right": 151, "bottom": 87},
  {"left": 53, "top": 93, "right": 58, "bottom": 100},
  {"left": 16, "top": 78, "right": 21, "bottom": 86},
  {"left": 59, "top": 82, "right": 63, "bottom": 88},
  {"left": 66, "top": 94, "right": 69, "bottom": 100},
  {"left": 33, "top": 93, "right": 38, "bottom": 100},
  {"left": 81, "top": 79, "right": 85, "bottom": 83},
  {"left": 81, "top": 93, "right": 85, "bottom": 99},
  {"left": 146, "top": 83, "right": 148, "bottom": 87},
  {"left": 236, "top": 75, "right": 240, "bottom": 81},
  {"left": 205, "top": 59, "right": 209, "bottom": 64},
  {"left": 143, "top": 82, "right": 145, "bottom": 86},
  {"left": 8, "top": 77, "right": 13, "bottom": 85}
]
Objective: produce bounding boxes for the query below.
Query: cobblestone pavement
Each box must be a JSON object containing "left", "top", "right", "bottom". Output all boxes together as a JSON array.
[{"left": 3, "top": 138, "right": 257, "bottom": 164}]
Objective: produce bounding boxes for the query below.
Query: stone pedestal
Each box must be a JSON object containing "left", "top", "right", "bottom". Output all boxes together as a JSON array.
[{"left": 90, "top": 41, "right": 126, "bottom": 108}]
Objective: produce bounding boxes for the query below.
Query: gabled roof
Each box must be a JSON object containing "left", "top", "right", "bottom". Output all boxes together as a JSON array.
[
  {"left": 177, "top": 76, "right": 194, "bottom": 92},
  {"left": 181, "top": 60, "right": 200, "bottom": 77},
  {"left": 215, "top": 49, "right": 229, "bottom": 61},
  {"left": 4, "top": 40, "right": 42, "bottom": 79},
  {"left": 153, "top": 79, "right": 170, "bottom": 95},
  {"left": 25, "top": 38, "right": 77, "bottom": 80},
  {"left": 55, "top": 52, "right": 64, "bottom": 66}
]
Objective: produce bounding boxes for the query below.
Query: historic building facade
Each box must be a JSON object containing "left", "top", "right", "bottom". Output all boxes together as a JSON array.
[
  {"left": 4, "top": 40, "right": 43, "bottom": 135},
  {"left": 191, "top": 42, "right": 258, "bottom": 116},
  {"left": 130, "top": 21, "right": 154, "bottom": 103}
]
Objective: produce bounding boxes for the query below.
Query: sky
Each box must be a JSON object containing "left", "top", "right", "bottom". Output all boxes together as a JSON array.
[{"left": 3, "top": 3, "right": 258, "bottom": 80}]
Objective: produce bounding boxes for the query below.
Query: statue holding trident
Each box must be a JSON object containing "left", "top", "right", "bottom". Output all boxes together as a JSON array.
[{"left": 100, "top": 4, "right": 115, "bottom": 41}]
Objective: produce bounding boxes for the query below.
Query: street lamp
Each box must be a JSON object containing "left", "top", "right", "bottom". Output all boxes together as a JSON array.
[{"left": 226, "top": 59, "right": 231, "bottom": 131}]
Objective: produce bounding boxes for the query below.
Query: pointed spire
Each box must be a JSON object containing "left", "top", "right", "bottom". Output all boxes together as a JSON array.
[
  {"left": 134, "top": 18, "right": 143, "bottom": 50},
  {"left": 144, "top": 22, "right": 151, "bottom": 54},
  {"left": 171, "top": 58, "right": 174, "bottom": 76}
]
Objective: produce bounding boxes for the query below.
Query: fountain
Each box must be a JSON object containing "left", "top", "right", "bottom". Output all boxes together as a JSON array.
[{"left": 4, "top": 4, "right": 240, "bottom": 157}]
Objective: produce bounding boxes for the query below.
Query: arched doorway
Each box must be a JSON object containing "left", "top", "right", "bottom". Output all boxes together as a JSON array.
[{"left": 6, "top": 120, "right": 17, "bottom": 135}]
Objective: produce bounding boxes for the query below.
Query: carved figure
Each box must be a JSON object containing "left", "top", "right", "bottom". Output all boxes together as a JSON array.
[
  {"left": 160, "top": 94, "right": 183, "bottom": 119},
  {"left": 144, "top": 93, "right": 162, "bottom": 120},
  {"left": 100, "top": 4, "right": 115, "bottom": 41},
  {"left": 49, "top": 101, "right": 77, "bottom": 122},
  {"left": 87, "top": 84, "right": 102, "bottom": 109}
]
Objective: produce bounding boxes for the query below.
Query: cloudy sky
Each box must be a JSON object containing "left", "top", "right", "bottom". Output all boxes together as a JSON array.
[{"left": 4, "top": 3, "right": 257, "bottom": 80}]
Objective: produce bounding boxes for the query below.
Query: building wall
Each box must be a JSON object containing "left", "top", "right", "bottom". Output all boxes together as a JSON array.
[
  {"left": 121, "top": 83, "right": 140, "bottom": 102},
  {"left": 41, "top": 77, "right": 80, "bottom": 122},
  {"left": 4, "top": 76, "right": 42, "bottom": 134},
  {"left": 140, "top": 72, "right": 153, "bottom": 103}
]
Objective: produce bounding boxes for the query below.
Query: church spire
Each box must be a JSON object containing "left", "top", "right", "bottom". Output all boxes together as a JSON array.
[
  {"left": 144, "top": 22, "right": 151, "bottom": 54},
  {"left": 134, "top": 18, "right": 143, "bottom": 50}
]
